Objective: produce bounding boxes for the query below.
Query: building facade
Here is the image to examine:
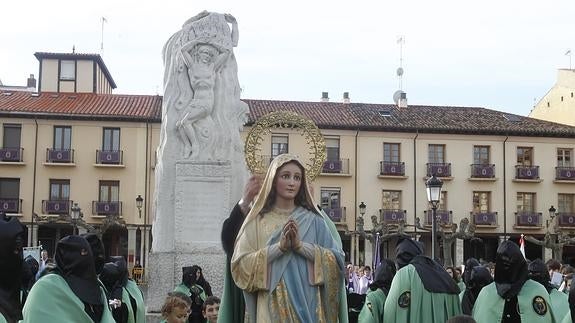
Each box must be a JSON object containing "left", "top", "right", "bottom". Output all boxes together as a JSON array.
[{"left": 530, "top": 69, "right": 575, "bottom": 126}]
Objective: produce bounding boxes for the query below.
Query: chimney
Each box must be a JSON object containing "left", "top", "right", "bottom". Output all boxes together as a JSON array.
[
  {"left": 321, "top": 92, "right": 329, "bottom": 102},
  {"left": 343, "top": 92, "right": 350, "bottom": 103},
  {"left": 398, "top": 92, "right": 408, "bottom": 109},
  {"left": 27, "top": 74, "right": 36, "bottom": 89}
]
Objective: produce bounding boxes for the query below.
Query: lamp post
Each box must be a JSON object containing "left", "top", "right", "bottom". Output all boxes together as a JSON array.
[
  {"left": 548, "top": 205, "right": 557, "bottom": 231},
  {"left": 70, "top": 202, "right": 81, "bottom": 235},
  {"left": 136, "top": 195, "right": 143, "bottom": 218},
  {"left": 426, "top": 174, "right": 443, "bottom": 261}
]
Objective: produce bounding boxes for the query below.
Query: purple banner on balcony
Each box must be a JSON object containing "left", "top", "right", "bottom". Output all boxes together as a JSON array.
[
  {"left": 49, "top": 149, "right": 72, "bottom": 162},
  {"left": 325, "top": 208, "right": 342, "bottom": 222},
  {"left": 95, "top": 202, "right": 120, "bottom": 214},
  {"left": 428, "top": 164, "right": 451, "bottom": 177},
  {"left": 426, "top": 210, "right": 450, "bottom": 225},
  {"left": 0, "top": 199, "right": 19, "bottom": 213},
  {"left": 322, "top": 160, "right": 342, "bottom": 173},
  {"left": 517, "top": 213, "right": 540, "bottom": 226},
  {"left": 45, "top": 200, "right": 69, "bottom": 213},
  {"left": 516, "top": 166, "right": 539, "bottom": 179},
  {"left": 382, "top": 210, "right": 404, "bottom": 222},
  {"left": 382, "top": 163, "right": 405, "bottom": 176},
  {"left": 559, "top": 214, "right": 575, "bottom": 227},
  {"left": 0, "top": 148, "right": 21, "bottom": 161},
  {"left": 558, "top": 168, "right": 575, "bottom": 180},
  {"left": 99, "top": 151, "right": 121, "bottom": 164},
  {"left": 474, "top": 212, "right": 496, "bottom": 225},
  {"left": 472, "top": 165, "right": 495, "bottom": 178}
]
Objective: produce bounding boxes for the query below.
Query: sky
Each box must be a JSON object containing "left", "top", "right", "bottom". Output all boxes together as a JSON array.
[{"left": 2, "top": 0, "right": 575, "bottom": 116}]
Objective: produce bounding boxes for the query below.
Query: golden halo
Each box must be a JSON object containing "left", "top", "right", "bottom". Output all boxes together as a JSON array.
[{"left": 244, "top": 111, "right": 326, "bottom": 181}]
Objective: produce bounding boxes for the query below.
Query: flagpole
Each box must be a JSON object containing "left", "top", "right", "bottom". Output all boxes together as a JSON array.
[{"left": 101, "top": 17, "right": 106, "bottom": 56}]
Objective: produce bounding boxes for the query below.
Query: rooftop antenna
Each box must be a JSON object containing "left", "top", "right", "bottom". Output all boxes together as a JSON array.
[
  {"left": 72, "top": 45, "right": 75, "bottom": 54},
  {"left": 397, "top": 35, "right": 405, "bottom": 91},
  {"left": 566, "top": 49, "right": 572, "bottom": 70},
  {"left": 101, "top": 17, "right": 107, "bottom": 56}
]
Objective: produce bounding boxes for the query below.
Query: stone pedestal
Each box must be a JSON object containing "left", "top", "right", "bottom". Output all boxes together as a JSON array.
[{"left": 147, "top": 161, "right": 231, "bottom": 313}]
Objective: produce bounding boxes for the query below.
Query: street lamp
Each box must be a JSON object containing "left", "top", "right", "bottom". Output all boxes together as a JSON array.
[
  {"left": 136, "top": 195, "right": 143, "bottom": 218},
  {"left": 548, "top": 205, "right": 557, "bottom": 231},
  {"left": 426, "top": 174, "right": 443, "bottom": 261},
  {"left": 70, "top": 202, "right": 81, "bottom": 235},
  {"left": 359, "top": 202, "right": 366, "bottom": 217}
]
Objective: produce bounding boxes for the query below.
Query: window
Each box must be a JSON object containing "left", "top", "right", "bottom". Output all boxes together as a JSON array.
[
  {"left": 325, "top": 138, "right": 340, "bottom": 161},
  {"left": 558, "top": 149, "right": 572, "bottom": 167},
  {"left": 428, "top": 144, "right": 445, "bottom": 163},
  {"left": 99, "top": 181, "right": 119, "bottom": 202},
  {"left": 60, "top": 60, "right": 75, "bottom": 80},
  {"left": 517, "top": 147, "right": 533, "bottom": 166},
  {"left": 54, "top": 126, "right": 71, "bottom": 150},
  {"left": 50, "top": 180, "right": 70, "bottom": 201},
  {"left": 473, "top": 146, "right": 490, "bottom": 164},
  {"left": 558, "top": 194, "right": 574, "bottom": 213},
  {"left": 271, "top": 135, "right": 288, "bottom": 158},
  {"left": 103, "top": 128, "right": 120, "bottom": 151},
  {"left": 320, "top": 188, "right": 340, "bottom": 209},
  {"left": 382, "top": 190, "right": 401, "bottom": 209},
  {"left": 384, "top": 143, "right": 400, "bottom": 163},
  {"left": 473, "top": 192, "right": 491, "bottom": 213},
  {"left": 3, "top": 124, "right": 21, "bottom": 148},
  {"left": 0, "top": 178, "right": 20, "bottom": 200},
  {"left": 516, "top": 192, "right": 536, "bottom": 213}
]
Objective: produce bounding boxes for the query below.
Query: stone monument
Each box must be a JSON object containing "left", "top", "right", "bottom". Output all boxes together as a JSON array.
[{"left": 147, "top": 11, "right": 249, "bottom": 313}]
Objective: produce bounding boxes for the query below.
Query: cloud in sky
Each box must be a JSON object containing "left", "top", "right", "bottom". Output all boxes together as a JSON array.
[{"left": 1, "top": 0, "right": 574, "bottom": 116}]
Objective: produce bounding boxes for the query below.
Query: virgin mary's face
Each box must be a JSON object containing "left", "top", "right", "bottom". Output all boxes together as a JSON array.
[{"left": 275, "top": 162, "right": 302, "bottom": 202}]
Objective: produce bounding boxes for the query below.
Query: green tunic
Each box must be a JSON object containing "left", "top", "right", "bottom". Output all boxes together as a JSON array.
[
  {"left": 550, "top": 288, "right": 569, "bottom": 323},
  {"left": 472, "top": 280, "right": 555, "bottom": 323},
  {"left": 561, "top": 312, "right": 572, "bottom": 323},
  {"left": 174, "top": 283, "right": 207, "bottom": 301},
  {"left": 0, "top": 314, "right": 6, "bottom": 323},
  {"left": 123, "top": 280, "right": 146, "bottom": 323},
  {"left": 358, "top": 289, "right": 386, "bottom": 323},
  {"left": 458, "top": 281, "right": 465, "bottom": 293},
  {"left": 21, "top": 273, "right": 115, "bottom": 323},
  {"left": 383, "top": 264, "right": 461, "bottom": 323}
]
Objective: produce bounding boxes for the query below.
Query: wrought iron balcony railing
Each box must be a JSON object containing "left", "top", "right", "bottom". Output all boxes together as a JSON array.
[
  {"left": 471, "top": 211, "right": 498, "bottom": 226},
  {"left": 96, "top": 150, "right": 123, "bottom": 164},
  {"left": 42, "top": 199, "right": 71, "bottom": 214},
  {"left": 324, "top": 207, "right": 346, "bottom": 223},
  {"left": 515, "top": 165, "right": 539, "bottom": 180},
  {"left": 0, "top": 147, "right": 23, "bottom": 162},
  {"left": 321, "top": 159, "right": 350, "bottom": 174},
  {"left": 380, "top": 161, "right": 405, "bottom": 176},
  {"left": 556, "top": 166, "right": 575, "bottom": 180},
  {"left": 514, "top": 211, "right": 542, "bottom": 227},
  {"left": 423, "top": 209, "right": 452, "bottom": 226},
  {"left": 0, "top": 198, "right": 22, "bottom": 213},
  {"left": 379, "top": 209, "right": 406, "bottom": 223},
  {"left": 46, "top": 148, "right": 74, "bottom": 163},
  {"left": 470, "top": 164, "right": 495, "bottom": 178},
  {"left": 426, "top": 163, "right": 451, "bottom": 177},
  {"left": 92, "top": 201, "right": 123, "bottom": 216}
]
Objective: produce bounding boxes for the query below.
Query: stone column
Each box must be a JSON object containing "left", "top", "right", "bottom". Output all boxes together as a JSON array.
[
  {"left": 127, "top": 227, "right": 137, "bottom": 268},
  {"left": 364, "top": 238, "right": 373, "bottom": 268},
  {"left": 27, "top": 225, "right": 39, "bottom": 246},
  {"left": 455, "top": 238, "right": 464, "bottom": 267}
]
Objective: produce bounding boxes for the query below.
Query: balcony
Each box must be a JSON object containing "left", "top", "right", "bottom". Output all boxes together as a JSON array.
[
  {"left": 46, "top": 148, "right": 74, "bottom": 164},
  {"left": 426, "top": 163, "right": 451, "bottom": 178},
  {"left": 0, "top": 198, "right": 22, "bottom": 214},
  {"left": 514, "top": 211, "right": 542, "bottom": 229},
  {"left": 471, "top": 211, "right": 498, "bottom": 227},
  {"left": 95, "top": 150, "right": 123, "bottom": 166},
  {"left": 423, "top": 209, "right": 452, "bottom": 226},
  {"left": 0, "top": 147, "right": 23, "bottom": 162},
  {"left": 321, "top": 159, "right": 350, "bottom": 175},
  {"left": 42, "top": 200, "right": 71, "bottom": 214},
  {"left": 470, "top": 164, "right": 495, "bottom": 179},
  {"left": 379, "top": 161, "right": 406, "bottom": 177},
  {"left": 379, "top": 209, "right": 406, "bottom": 223},
  {"left": 324, "top": 207, "right": 346, "bottom": 223},
  {"left": 514, "top": 165, "right": 540, "bottom": 181},
  {"left": 92, "top": 201, "right": 123, "bottom": 216},
  {"left": 558, "top": 213, "right": 575, "bottom": 228},
  {"left": 555, "top": 167, "right": 575, "bottom": 182}
]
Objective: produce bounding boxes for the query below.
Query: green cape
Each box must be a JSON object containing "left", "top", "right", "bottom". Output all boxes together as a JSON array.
[
  {"left": 358, "top": 288, "right": 386, "bottom": 323},
  {"left": 123, "top": 279, "right": 146, "bottom": 323}
]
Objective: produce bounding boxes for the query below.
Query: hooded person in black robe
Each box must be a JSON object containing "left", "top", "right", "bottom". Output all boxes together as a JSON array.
[
  {"left": 460, "top": 263, "right": 492, "bottom": 315},
  {"left": 100, "top": 261, "right": 129, "bottom": 323},
  {"left": 81, "top": 233, "right": 107, "bottom": 275},
  {"left": 529, "top": 258, "right": 569, "bottom": 320},
  {"left": 0, "top": 216, "right": 26, "bottom": 323}
]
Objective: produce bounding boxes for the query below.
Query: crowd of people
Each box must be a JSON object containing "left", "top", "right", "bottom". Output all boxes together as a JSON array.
[{"left": 5, "top": 153, "right": 575, "bottom": 323}]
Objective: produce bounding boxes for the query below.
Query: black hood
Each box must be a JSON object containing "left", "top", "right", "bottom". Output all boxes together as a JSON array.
[
  {"left": 410, "top": 255, "right": 460, "bottom": 294},
  {"left": 528, "top": 258, "right": 553, "bottom": 293},
  {"left": 0, "top": 216, "right": 26, "bottom": 322},
  {"left": 395, "top": 237, "right": 424, "bottom": 269},
  {"left": 369, "top": 259, "right": 396, "bottom": 294},
  {"left": 81, "top": 233, "right": 106, "bottom": 275},
  {"left": 462, "top": 258, "right": 481, "bottom": 287},
  {"left": 55, "top": 235, "right": 102, "bottom": 305},
  {"left": 182, "top": 266, "right": 197, "bottom": 287},
  {"left": 494, "top": 240, "right": 528, "bottom": 298},
  {"left": 461, "top": 265, "right": 493, "bottom": 315},
  {"left": 109, "top": 256, "right": 129, "bottom": 287},
  {"left": 100, "top": 262, "right": 123, "bottom": 300}
]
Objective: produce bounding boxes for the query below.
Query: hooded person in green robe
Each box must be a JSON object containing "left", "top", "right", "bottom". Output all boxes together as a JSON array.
[
  {"left": 100, "top": 257, "right": 146, "bottom": 323},
  {"left": 529, "top": 258, "right": 569, "bottom": 321},
  {"left": 358, "top": 259, "right": 396, "bottom": 323},
  {"left": 0, "top": 215, "right": 26, "bottom": 323},
  {"left": 562, "top": 280, "right": 575, "bottom": 323},
  {"left": 383, "top": 237, "right": 461, "bottom": 323},
  {"left": 460, "top": 259, "right": 492, "bottom": 315},
  {"left": 174, "top": 266, "right": 207, "bottom": 323},
  {"left": 22, "top": 235, "right": 115, "bottom": 323},
  {"left": 472, "top": 240, "right": 555, "bottom": 323}
]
